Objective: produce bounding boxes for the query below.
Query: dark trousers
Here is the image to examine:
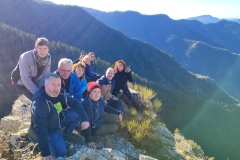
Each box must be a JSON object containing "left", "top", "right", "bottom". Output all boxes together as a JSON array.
[
  {"left": 113, "top": 86, "right": 132, "bottom": 101},
  {"left": 122, "top": 88, "right": 132, "bottom": 100},
  {"left": 96, "top": 112, "right": 118, "bottom": 135},
  {"left": 14, "top": 84, "right": 33, "bottom": 100}
]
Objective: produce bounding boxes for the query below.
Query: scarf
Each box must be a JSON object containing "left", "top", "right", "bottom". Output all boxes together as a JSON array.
[{"left": 35, "top": 50, "right": 50, "bottom": 66}]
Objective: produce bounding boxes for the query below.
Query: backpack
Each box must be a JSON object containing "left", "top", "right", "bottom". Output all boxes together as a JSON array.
[
  {"left": 11, "top": 60, "right": 20, "bottom": 84},
  {"left": 11, "top": 53, "right": 42, "bottom": 84}
]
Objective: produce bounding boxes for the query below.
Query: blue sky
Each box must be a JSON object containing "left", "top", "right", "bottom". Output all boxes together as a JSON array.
[{"left": 47, "top": 0, "right": 240, "bottom": 20}]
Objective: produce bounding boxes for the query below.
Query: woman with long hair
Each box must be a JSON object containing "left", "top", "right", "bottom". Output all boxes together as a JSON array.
[
  {"left": 72, "top": 61, "right": 88, "bottom": 99},
  {"left": 113, "top": 60, "right": 142, "bottom": 111}
]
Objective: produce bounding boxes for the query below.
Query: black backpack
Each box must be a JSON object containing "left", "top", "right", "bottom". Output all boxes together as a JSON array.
[{"left": 11, "top": 60, "right": 21, "bottom": 84}]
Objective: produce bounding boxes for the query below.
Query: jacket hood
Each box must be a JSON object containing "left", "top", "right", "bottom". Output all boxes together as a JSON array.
[
  {"left": 32, "top": 86, "right": 49, "bottom": 101},
  {"left": 99, "top": 75, "right": 115, "bottom": 83}
]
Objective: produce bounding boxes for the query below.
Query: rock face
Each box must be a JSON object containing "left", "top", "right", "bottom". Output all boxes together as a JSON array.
[
  {"left": 0, "top": 95, "right": 33, "bottom": 160},
  {"left": 0, "top": 94, "right": 206, "bottom": 160},
  {"left": 0, "top": 95, "right": 153, "bottom": 160},
  {"left": 157, "top": 124, "right": 205, "bottom": 160}
]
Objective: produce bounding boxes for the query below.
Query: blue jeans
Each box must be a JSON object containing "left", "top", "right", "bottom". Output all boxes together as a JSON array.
[
  {"left": 48, "top": 129, "right": 67, "bottom": 157},
  {"left": 107, "top": 99, "right": 124, "bottom": 113},
  {"left": 61, "top": 108, "right": 81, "bottom": 135}
]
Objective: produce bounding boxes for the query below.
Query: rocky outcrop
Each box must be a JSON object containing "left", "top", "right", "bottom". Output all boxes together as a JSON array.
[
  {"left": 0, "top": 94, "right": 206, "bottom": 160},
  {"left": 0, "top": 95, "right": 155, "bottom": 159},
  {"left": 156, "top": 125, "right": 205, "bottom": 160}
]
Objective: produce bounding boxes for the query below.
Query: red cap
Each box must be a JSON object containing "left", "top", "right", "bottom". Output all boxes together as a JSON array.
[{"left": 87, "top": 82, "right": 101, "bottom": 94}]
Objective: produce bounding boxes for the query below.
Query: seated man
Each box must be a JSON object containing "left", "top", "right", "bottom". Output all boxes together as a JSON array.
[
  {"left": 82, "top": 82, "right": 123, "bottom": 149},
  {"left": 31, "top": 73, "right": 89, "bottom": 159},
  {"left": 54, "top": 58, "right": 82, "bottom": 102},
  {"left": 97, "top": 67, "right": 124, "bottom": 113}
]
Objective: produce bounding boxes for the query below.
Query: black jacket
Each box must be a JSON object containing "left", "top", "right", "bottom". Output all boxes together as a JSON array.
[
  {"left": 113, "top": 71, "right": 133, "bottom": 92},
  {"left": 31, "top": 87, "right": 88, "bottom": 157}
]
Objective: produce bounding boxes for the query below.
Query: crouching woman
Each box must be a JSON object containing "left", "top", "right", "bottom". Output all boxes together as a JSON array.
[{"left": 81, "top": 82, "right": 123, "bottom": 149}]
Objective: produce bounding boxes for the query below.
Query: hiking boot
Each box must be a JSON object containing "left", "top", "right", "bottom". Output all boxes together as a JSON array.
[
  {"left": 131, "top": 98, "right": 143, "bottom": 112},
  {"left": 119, "top": 93, "right": 133, "bottom": 108},
  {"left": 135, "top": 105, "right": 143, "bottom": 112},
  {"left": 75, "top": 125, "right": 82, "bottom": 135},
  {"left": 63, "top": 133, "right": 82, "bottom": 144}
]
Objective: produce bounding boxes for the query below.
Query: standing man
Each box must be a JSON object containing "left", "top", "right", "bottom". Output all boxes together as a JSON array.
[
  {"left": 54, "top": 58, "right": 82, "bottom": 101},
  {"left": 31, "top": 73, "right": 89, "bottom": 159}
]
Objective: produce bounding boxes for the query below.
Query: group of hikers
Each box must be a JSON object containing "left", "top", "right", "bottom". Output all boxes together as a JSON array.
[{"left": 11, "top": 37, "right": 140, "bottom": 160}]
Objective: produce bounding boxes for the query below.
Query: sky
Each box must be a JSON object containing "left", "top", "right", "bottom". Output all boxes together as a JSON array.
[{"left": 47, "top": 0, "right": 240, "bottom": 20}]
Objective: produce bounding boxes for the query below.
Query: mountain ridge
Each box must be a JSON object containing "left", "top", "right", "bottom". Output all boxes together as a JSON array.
[
  {"left": 187, "top": 15, "right": 240, "bottom": 24},
  {"left": 83, "top": 7, "right": 240, "bottom": 101},
  {"left": 1, "top": 1, "right": 240, "bottom": 159}
]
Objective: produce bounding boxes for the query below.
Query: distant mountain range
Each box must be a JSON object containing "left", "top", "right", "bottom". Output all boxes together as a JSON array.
[
  {"left": 1, "top": 0, "right": 240, "bottom": 159},
  {"left": 187, "top": 15, "right": 240, "bottom": 24},
  {"left": 83, "top": 8, "right": 240, "bottom": 101}
]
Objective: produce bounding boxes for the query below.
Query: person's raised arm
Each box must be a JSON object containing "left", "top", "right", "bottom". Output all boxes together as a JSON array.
[{"left": 126, "top": 66, "right": 134, "bottom": 82}]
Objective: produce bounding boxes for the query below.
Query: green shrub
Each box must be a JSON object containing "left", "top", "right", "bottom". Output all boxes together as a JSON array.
[{"left": 120, "top": 112, "right": 163, "bottom": 158}]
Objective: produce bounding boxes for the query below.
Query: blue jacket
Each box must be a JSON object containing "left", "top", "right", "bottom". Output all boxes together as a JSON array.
[
  {"left": 72, "top": 59, "right": 87, "bottom": 92},
  {"left": 97, "top": 75, "right": 116, "bottom": 94},
  {"left": 54, "top": 70, "right": 82, "bottom": 101},
  {"left": 31, "top": 87, "right": 88, "bottom": 157},
  {"left": 81, "top": 96, "right": 121, "bottom": 142},
  {"left": 85, "top": 63, "right": 96, "bottom": 78},
  {"left": 80, "top": 76, "right": 87, "bottom": 94}
]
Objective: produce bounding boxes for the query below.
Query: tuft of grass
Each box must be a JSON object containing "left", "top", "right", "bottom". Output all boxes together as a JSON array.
[
  {"left": 133, "top": 84, "right": 156, "bottom": 102},
  {"left": 186, "top": 139, "right": 203, "bottom": 157},
  {"left": 119, "top": 111, "right": 163, "bottom": 158},
  {"left": 153, "top": 98, "right": 162, "bottom": 112},
  {"left": 119, "top": 83, "right": 164, "bottom": 158},
  {"left": 174, "top": 128, "right": 180, "bottom": 134}
]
